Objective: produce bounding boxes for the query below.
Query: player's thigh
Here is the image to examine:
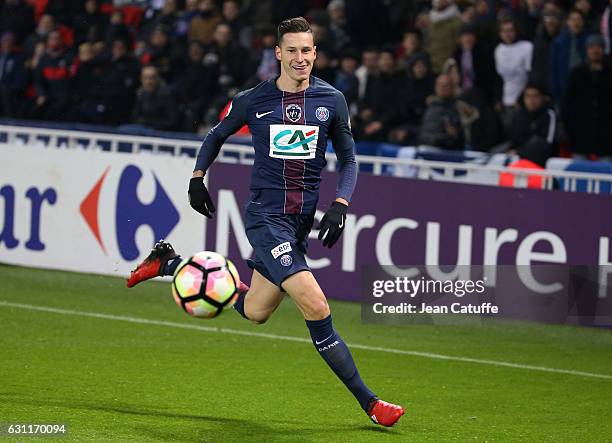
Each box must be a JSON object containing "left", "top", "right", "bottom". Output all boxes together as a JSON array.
[
  {"left": 245, "top": 269, "right": 285, "bottom": 322},
  {"left": 281, "top": 271, "right": 330, "bottom": 321}
]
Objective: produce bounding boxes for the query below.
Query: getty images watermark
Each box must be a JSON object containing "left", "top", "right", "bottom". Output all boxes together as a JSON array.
[
  {"left": 361, "top": 265, "right": 612, "bottom": 326},
  {"left": 371, "top": 276, "right": 497, "bottom": 315}
]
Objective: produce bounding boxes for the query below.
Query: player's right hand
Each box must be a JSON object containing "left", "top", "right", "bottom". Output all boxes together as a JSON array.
[{"left": 188, "top": 177, "right": 216, "bottom": 218}]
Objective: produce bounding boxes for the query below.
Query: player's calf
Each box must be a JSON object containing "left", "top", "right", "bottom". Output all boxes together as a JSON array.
[
  {"left": 304, "top": 314, "right": 377, "bottom": 412},
  {"left": 234, "top": 284, "right": 278, "bottom": 325},
  {"left": 233, "top": 270, "right": 285, "bottom": 323}
]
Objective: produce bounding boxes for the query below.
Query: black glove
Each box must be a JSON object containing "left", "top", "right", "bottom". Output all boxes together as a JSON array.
[
  {"left": 188, "top": 177, "right": 216, "bottom": 218},
  {"left": 318, "top": 201, "right": 348, "bottom": 248}
]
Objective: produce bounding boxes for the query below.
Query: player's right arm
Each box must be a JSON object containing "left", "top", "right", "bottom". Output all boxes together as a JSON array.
[
  {"left": 189, "top": 91, "right": 250, "bottom": 218},
  {"left": 193, "top": 91, "right": 250, "bottom": 176}
]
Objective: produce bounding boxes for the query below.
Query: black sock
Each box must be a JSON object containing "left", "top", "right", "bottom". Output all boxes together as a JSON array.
[
  {"left": 305, "top": 315, "right": 376, "bottom": 411},
  {"left": 233, "top": 290, "right": 249, "bottom": 320},
  {"left": 163, "top": 256, "right": 182, "bottom": 276}
]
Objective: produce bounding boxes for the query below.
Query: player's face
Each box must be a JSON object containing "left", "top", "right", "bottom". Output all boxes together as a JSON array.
[{"left": 276, "top": 32, "right": 316, "bottom": 83}]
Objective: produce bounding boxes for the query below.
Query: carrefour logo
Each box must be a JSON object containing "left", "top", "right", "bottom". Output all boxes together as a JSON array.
[
  {"left": 80, "top": 165, "right": 179, "bottom": 261},
  {"left": 269, "top": 124, "right": 319, "bottom": 159}
]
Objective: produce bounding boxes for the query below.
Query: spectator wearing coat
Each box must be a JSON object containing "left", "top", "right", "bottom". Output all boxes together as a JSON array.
[
  {"left": 549, "top": 9, "right": 590, "bottom": 102},
  {"left": 131, "top": 65, "right": 179, "bottom": 131},
  {"left": 0, "top": 0, "right": 35, "bottom": 45},
  {"left": 530, "top": 9, "right": 563, "bottom": 87},
  {"left": 33, "top": 30, "right": 73, "bottom": 121},
  {"left": 510, "top": 83, "right": 557, "bottom": 162},
  {"left": 418, "top": 74, "right": 465, "bottom": 150},
  {"left": 424, "top": 0, "right": 464, "bottom": 73},
  {"left": 103, "top": 38, "right": 140, "bottom": 125},
  {"left": 453, "top": 24, "right": 499, "bottom": 105},
  {"left": 563, "top": 34, "right": 612, "bottom": 157},
  {"left": 0, "top": 31, "right": 27, "bottom": 117}
]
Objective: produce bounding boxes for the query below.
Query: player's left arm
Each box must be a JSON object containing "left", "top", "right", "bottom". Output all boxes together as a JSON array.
[{"left": 318, "top": 91, "right": 358, "bottom": 248}]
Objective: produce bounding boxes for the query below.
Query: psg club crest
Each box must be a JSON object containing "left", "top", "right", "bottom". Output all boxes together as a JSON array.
[
  {"left": 315, "top": 107, "right": 329, "bottom": 122},
  {"left": 285, "top": 104, "right": 302, "bottom": 122},
  {"left": 280, "top": 254, "right": 293, "bottom": 267}
]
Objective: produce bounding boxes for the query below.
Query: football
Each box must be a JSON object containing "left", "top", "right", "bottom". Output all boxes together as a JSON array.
[{"left": 172, "top": 251, "right": 240, "bottom": 318}]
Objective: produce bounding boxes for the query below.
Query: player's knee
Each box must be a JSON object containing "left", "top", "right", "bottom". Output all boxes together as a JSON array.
[
  {"left": 246, "top": 310, "right": 272, "bottom": 325},
  {"left": 249, "top": 316, "right": 269, "bottom": 325},
  {"left": 305, "top": 297, "right": 330, "bottom": 320}
]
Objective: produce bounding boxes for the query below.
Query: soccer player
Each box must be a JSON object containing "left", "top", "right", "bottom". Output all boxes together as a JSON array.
[{"left": 127, "top": 17, "right": 404, "bottom": 427}]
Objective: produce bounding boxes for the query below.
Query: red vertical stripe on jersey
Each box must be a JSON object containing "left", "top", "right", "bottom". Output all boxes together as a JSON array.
[{"left": 282, "top": 91, "right": 306, "bottom": 214}]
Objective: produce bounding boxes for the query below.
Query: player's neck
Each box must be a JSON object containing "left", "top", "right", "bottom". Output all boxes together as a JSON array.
[{"left": 276, "top": 74, "right": 310, "bottom": 93}]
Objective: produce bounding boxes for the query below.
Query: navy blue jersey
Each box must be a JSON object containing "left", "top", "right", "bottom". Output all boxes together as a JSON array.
[{"left": 194, "top": 76, "right": 357, "bottom": 215}]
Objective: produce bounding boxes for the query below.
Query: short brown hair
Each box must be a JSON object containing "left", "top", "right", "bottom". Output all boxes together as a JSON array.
[
  {"left": 498, "top": 16, "right": 516, "bottom": 31},
  {"left": 277, "top": 16, "right": 312, "bottom": 45}
]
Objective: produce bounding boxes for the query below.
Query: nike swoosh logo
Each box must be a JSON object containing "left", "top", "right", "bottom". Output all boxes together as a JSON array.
[
  {"left": 256, "top": 111, "right": 274, "bottom": 119},
  {"left": 338, "top": 217, "right": 344, "bottom": 229},
  {"left": 315, "top": 334, "right": 333, "bottom": 345}
]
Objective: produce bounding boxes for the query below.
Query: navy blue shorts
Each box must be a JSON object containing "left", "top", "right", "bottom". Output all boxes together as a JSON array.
[{"left": 244, "top": 210, "right": 314, "bottom": 287}]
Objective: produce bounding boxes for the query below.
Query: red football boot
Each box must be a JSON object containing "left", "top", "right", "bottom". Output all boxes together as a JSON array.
[
  {"left": 126, "top": 240, "right": 178, "bottom": 288},
  {"left": 367, "top": 399, "right": 405, "bottom": 427}
]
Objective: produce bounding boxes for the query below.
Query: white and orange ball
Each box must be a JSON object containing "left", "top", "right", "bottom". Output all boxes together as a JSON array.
[{"left": 172, "top": 251, "right": 240, "bottom": 318}]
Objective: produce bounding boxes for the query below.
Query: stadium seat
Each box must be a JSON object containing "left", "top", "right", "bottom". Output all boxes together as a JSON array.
[
  {"left": 377, "top": 143, "right": 400, "bottom": 175},
  {"left": 565, "top": 161, "right": 612, "bottom": 193},
  {"left": 354, "top": 141, "right": 380, "bottom": 173},
  {"left": 546, "top": 158, "right": 612, "bottom": 193},
  {"left": 414, "top": 146, "right": 489, "bottom": 180},
  {"left": 461, "top": 153, "right": 513, "bottom": 186},
  {"left": 545, "top": 157, "right": 572, "bottom": 171},
  {"left": 393, "top": 146, "right": 417, "bottom": 178}
]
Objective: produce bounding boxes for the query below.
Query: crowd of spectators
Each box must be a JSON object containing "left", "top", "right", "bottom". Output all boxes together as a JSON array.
[{"left": 0, "top": 0, "right": 611, "bottom": 161}]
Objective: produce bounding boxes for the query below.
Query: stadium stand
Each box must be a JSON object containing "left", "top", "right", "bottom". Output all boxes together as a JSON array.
[
  {"left": 1, "top": 0, "right": 611, "bottom": 186},
  {"left": 2, "top": 121, "right": 611, "bottom": 194}
]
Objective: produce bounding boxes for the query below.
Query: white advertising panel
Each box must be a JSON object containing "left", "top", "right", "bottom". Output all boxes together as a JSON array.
[{"left": 0, "top": 145, "right": 206, "bottom": 278}]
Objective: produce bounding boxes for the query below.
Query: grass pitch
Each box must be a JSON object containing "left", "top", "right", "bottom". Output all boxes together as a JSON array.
[{"left": 1, "top": 265, "right": 611, "bottom": 442}]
